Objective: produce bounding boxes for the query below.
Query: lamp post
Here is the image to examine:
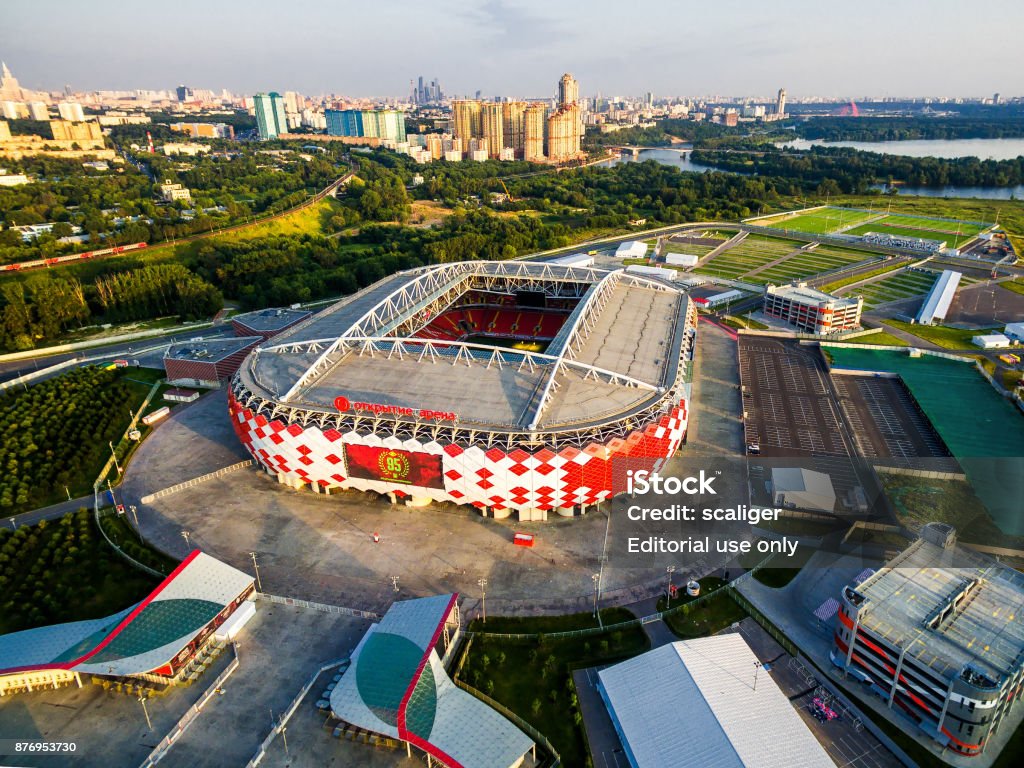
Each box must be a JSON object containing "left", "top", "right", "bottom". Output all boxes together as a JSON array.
[
  {"left": 753, "top": 660, "right": 763, "bottom": 691},
  {"left": 249, "top": 551, "right": 264, "bottom": 593},
  {"left": 478, "top": 578, "right": 487, "bottom": 624},
  {"left": 666, "top": 565, "right": 676, "bottom": 607},
  {"left": 139, "top": 694, "right": 153, "bottom": 731},
  {"left": 181, "top": 529, "right": 191, "bottom": 549},
  {"left": 390, "top": 575, "right": 400, "bottom": 593},
  {"left": 592, "top": 573, "right": 600, "bottom": 619},
  {"left": 129, "top": 505, "right": 141, "bottom": 541},
  {"left": 109, "top": 441, "right": 122, "bottom": 476}
]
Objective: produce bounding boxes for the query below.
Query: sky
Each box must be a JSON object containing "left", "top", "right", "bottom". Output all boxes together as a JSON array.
[{"left": 4, "top": 0, "right": 1023, "bottom": 99}]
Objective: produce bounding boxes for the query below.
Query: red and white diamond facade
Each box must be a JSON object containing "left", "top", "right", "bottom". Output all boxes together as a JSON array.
[{"left": 229, "top": 261, "right": 696, "bottom": 520}]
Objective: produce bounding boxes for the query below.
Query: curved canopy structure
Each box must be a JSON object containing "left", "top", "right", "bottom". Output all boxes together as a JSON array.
[
  {"left": 330, "top": 594, "right": 534, "bottom": 768},
  {"left": 0, "top": 551, "right": 254, "bottom": 693}
]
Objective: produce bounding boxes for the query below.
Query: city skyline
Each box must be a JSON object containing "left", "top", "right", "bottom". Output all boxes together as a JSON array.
[{"left": 4, "top": 0, "right": 1024, "bottom": 99}]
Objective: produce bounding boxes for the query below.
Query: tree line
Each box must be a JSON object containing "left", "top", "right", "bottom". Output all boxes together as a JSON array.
[
  {"left": 1, "top": 264, "right": 221, "bottom": 351},
  {"left": 690, "top": 145, "right": 1024, "bottom": 192},
  {"left": 793, "top": 116, "right": 1024, "bottom": 142}
]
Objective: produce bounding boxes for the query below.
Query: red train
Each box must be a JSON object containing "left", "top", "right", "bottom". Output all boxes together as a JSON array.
[{"left": 3, "top": 242, "right": 147, "bottom": 272}]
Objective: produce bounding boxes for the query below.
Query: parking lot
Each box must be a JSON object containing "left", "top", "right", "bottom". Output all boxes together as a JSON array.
[
  {"left": 0, "top": 603, "right": 369, "bottom": 768},
  {"left": 832, "top": 374, "right": 956, "bottom": 465}
]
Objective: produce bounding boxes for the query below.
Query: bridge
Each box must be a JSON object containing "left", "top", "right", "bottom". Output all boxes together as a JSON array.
[{"left": 608, "top": 145, "right": 688, "bottom": 158}]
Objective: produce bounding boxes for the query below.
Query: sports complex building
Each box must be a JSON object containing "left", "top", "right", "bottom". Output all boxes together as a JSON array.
[
  {"left": 329, "top": 593, "right": 535, "bottom": 768},
  {"left": 0, "top": 552, "right": 255, "bottom": 697},
  {"left": 832, "top": 524, "right": 1024, "bottom": 758},
  {"left": 228, "top": 261, "right": 697, "bottom": 520}
]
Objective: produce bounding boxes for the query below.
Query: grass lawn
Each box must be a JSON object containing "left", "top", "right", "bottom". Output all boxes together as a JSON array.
[
  {"left": 663, "top": 589, "right": 747, "bottom": 639},
  {"left": 460, "top": 614, "right": 649, "bottom": 765},
  {"left": 836, "top": 331, "right": 909, "bottom": 346},
  {"left": 884, "top": 319, "right": 999, "bottom": 350},
  {"left": 821, "top": 260, "right": 904, "bottom": 292},
  {"left": 1000, "top": 278, "right": 1024, "bottom": 296},
  {"left": 750, "top": 545, "right": 815, "bottom": 588},
  {"left": 97, "top": 507, "right": 180, "bottom": 576},
  {"left": 758, "top": 207, "right": 879, "bottom": 234},
  {"left": 880, "top": 473, "right": 1024, "bottom": 549},
  {"left": 0, "top": 508, "right": 169, "bottom": 635},
  {"left": 139, "top": 198, "right": 344, "bottom": 262},
  {"left": 471, "top": 607, "right": 636, "bottom": 635}
]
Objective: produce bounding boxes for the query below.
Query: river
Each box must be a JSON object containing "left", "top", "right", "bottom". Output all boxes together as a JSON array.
[
  {"left": 601, "top": 146, "right": 719, "bottom": 173},
  {"left": 603, "top": 142, "right": 1024, "bottom": 200}
]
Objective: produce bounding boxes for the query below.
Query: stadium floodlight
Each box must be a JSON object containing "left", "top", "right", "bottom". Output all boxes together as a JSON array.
[
  {"left": 249, "top": 551, "right": 264, "bottom": 593},
  {"left": 477, "top": 578, "right": 487, "bottom": 624}
]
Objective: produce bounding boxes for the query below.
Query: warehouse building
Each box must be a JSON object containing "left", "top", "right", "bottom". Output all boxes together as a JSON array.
[
  {"left": 1003, "top": 322, "right": 1024, "bottom": 344},
  {"left": 972, "top": 334, "right": 1011, "bottom": 349},
  {"left": 771, "top": 467, "right": 837, "bottom": 514},
  {"left": 832, "top": 523, "right": 1024, "bottom": 758},
  {"left": 764, "top": 283, "right": 863, "bottom": 334},
  {"left": 599, "top": 633, "right": 834, "bottom": 768},
  {"left": 614, "top": 240, "right": 648, "bottom": 260},
  {"left": 230, "top": 307, "right": 312, "bottom": 341},
  {"left": 916, "top": 270, "right": 961, "bottom": 326},
  {"left": 665, "top": 252, "right": 699, "bottom": 268},
  {"left": 164, "top": 336, "right": 261, "bottom": 388}
]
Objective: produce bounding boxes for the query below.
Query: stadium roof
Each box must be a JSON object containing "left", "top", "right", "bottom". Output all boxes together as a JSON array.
[
  {"left": 236, "top": 262, "right": 694, "bottom": 438},
  {"left": 164, "top": 336, "right": 261, "bottom": 364},
  {"left": 231, "top": 307, "right": 312, "bottom": 333},
  {"left": 849, "top": 536, "right": 1024, "bottom": 684},
  {"left": 0, "top": 551, "right": 254, "bottom": 677},
  {"left": 329, "top": 594, "right": 533, "bottom": 768},
  {"left": 598, "top": 634, "right": 834, "bottom": 768},
  {"left": 916, "top": 270, "right": 961, "bottom": 325}
]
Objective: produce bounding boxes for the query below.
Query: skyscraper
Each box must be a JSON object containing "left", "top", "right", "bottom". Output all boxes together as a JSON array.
[
  {"left": 524, "top": 103, "right": 546, "bottom": 162},
  {"left": 325, "top": 109, "right": 407, "bottom": 143},
  {"left": 558, "top": 73, "right": 579, "bottom": 108},
  {"left": 481, "top": 103, "right": 505, "bottom": 159},
  {"left": 502, "top": 101, "right": 527, "bottom": 156},
  {"left": 176, "top": 85, "right": 194, "bottom": 102},
  {"left": 776, "top": 88, "right": 787, "bottom": 117},
  {"left": 451, "top": 100, "right": 482, "bottom": 154},
  {"left": 254, "top": 92, "right": 288, "bottom": 140}
]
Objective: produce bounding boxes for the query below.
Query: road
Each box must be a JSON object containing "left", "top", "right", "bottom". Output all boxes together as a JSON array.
[
  {"left": 0, "top": 325, "right": 234, "bottom": 385},
  {"left": 6, "top": 495, "right": 94, "bottom": 530}
]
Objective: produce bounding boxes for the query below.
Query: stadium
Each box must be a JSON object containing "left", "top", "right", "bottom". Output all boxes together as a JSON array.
[{"left": 228, "top": 260, "right": 696, "bottom": 520}]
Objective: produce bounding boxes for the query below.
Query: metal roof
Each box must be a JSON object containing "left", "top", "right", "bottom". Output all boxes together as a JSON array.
[
  {"left": 330, "top": 594, "right": 533, "bottom": 768},
  {"left": 164, "top": 336, "right": 261, "bottom": 364},
  {"left": 0, "top": 551, "right": 254, "bottom": 677},
  {"left": 916, "top": 270, "right": 961, "bottom": 325},
  {"left": 850, "top": 537, "right": 1024, "bottom": 683},
  {"left": 598, "top": 634, "right": 834, "bottom": 768},
  {"left": 231, "top": 307, "right": 312, "bottom": 332}
]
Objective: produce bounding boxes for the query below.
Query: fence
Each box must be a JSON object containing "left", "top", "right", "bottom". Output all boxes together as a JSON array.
[
  {"left": 255, "top": 592, "right": 380, "bottom": 621},
  {"left": 93, "top": 380, "right": 165, "bottom": 578},
  {"left": 138, "top": 647, "right": 241, "bottom": 768},
  {"left": 245, "top": 657, "right": 349, "bottom": 768},
  {"left": 140, "top": 460, "right": 254, "bottom": 504}
]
